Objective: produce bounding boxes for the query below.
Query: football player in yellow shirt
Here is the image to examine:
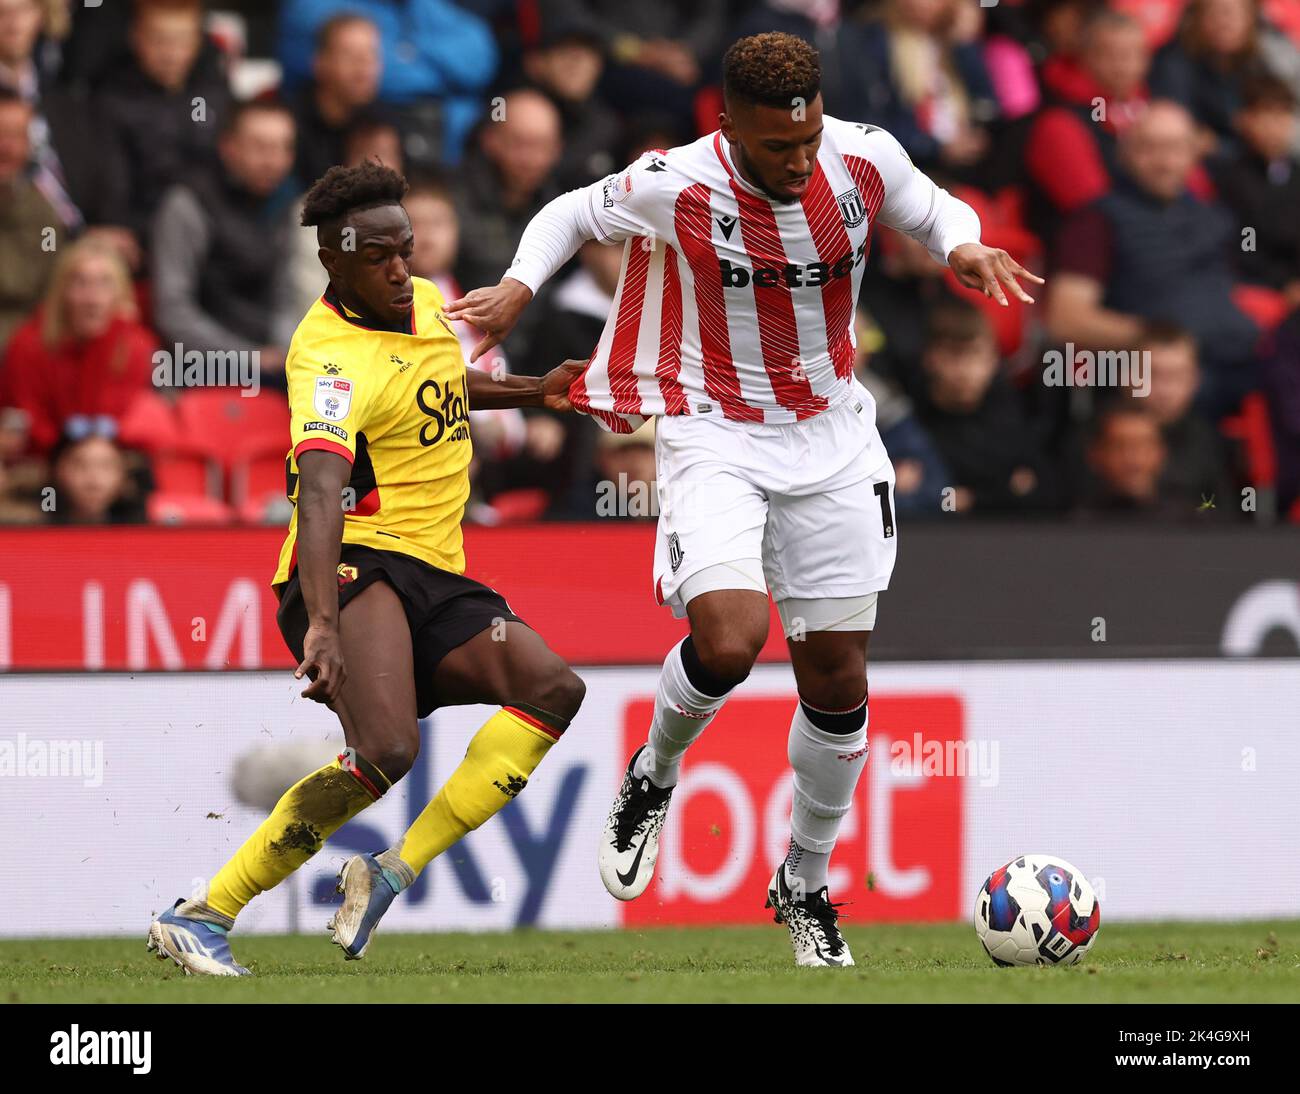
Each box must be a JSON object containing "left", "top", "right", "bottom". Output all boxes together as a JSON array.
[{"left": 148, "top": 162, "right": 588, "bottom": 976}]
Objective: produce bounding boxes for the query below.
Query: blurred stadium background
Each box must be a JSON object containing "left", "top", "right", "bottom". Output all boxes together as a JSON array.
[{"left": 0, "top": 0, "right": 1297, "bottom": 941}]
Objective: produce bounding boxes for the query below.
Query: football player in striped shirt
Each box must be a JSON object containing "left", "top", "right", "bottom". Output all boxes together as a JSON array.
[
  {"left": 147, "top": 162, "right": 587, "bottom": 976},
  {"left": 448, "top": 33, "right": 1042, "bottom": 967}
]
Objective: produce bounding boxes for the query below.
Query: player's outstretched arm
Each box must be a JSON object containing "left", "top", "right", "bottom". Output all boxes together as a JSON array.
[
  {"left": 448, "top": 162, "right": 657, "bottom": 362},
  {"left": 294, "top": 449, "right": 351, "bottom": 704},
  {"left": 464, "top": 358, "right": 588, "bottom": 412},
  {"left": 446, "top": 185, "right": 608, "bottom": 362},
  {"left": 864, "top": 124, "right": 1044, "bottom": 306}
]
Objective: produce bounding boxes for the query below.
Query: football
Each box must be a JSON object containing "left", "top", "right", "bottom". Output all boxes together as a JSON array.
[{"left": 974, "top": 855, "right": 1101, "bottom": 966}]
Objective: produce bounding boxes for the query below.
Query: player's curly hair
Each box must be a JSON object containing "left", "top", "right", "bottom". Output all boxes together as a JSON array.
[
  {"left": 722, "top": 32, "right": 821, "bottom": 110},
  {"left": 300, "top": 161, "right": 408, "bottom": 230}
]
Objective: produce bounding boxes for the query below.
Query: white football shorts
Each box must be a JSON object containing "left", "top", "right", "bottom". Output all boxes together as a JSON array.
[{"left": 651, "top": 383, "right": 898, "bottom": 630}]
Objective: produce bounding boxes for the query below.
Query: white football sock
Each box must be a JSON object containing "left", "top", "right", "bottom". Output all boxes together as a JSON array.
[
  {"left": 782, "top": 838, "right": 830, "bottom": 899},
  {"left": 633, "top": 638, "right": 735, "bottom": 789},
  {"left": 787, "top": 700, "right": 868, "bottom": 884}
]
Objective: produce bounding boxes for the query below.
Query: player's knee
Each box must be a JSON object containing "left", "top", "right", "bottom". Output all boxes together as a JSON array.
[
  {"left": 364, "top": 737, "right": 420, "bottom": 785},
  {"left": 799, "top": 665, "right": 867, "bottom": 712},
  {"left": 526, "top": 665, "right": 586, "bottom": 723},
  {"left": 690, "top": 633, "right": 759, "bottom": 690}
]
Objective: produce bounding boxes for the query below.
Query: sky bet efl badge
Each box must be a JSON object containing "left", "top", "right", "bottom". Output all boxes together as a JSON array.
[{"left": 315, "top": 376, "right": 352, "bottom": 421}]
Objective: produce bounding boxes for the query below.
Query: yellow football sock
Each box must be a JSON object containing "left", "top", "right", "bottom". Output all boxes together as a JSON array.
[
  {"left": 203, "top": 752, "right": 390, "bottom": 921},
  {"left": 386, "top": 707, "right": 563, "bottom": 878}
]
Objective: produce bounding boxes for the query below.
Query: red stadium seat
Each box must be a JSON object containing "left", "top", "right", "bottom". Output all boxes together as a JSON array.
[
  {"left": 147, "top": 492, "right": 236, "bottom": 525},
  {"left": 174, "top": 388, "right": 290, "bottom": 463},
  {"left": 485, "top": 488, "right": 550, "bottom": 523},
  {"left": 1220, "top": 392, "right": 1277, "bottom": 491},
  {"left": 1232, "top": 284, "right": 1291, "bottom": 335},
  {"left": 231, "top": 450, "right": 289, "bottom": 519},
  {"left": 152, "top": 451, "right": 216, "bottom": 497},
  {"left": 117, "top": 392, "right": 183, "bottom": 454},
  {"left": 1266, "top": 0, "right": 1300, "bottom": 47},
  {"left": 694, "top": 85, "right": 723, "bottom": 139}
]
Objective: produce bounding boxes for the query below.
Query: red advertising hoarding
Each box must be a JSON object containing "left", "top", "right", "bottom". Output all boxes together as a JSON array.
[
  {"left": 0, "top": 526, "right": 791, "bottom": 669},
  {"left": 620, "top": 692, "right": 965, "bottom": 924}
]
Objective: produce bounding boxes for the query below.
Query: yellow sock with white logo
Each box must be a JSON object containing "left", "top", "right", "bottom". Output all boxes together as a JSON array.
[{"left": 381, "top": 707, "right": 563, "bottom": 879}]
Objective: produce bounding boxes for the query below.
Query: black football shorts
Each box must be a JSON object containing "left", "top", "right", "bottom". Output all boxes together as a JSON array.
[{"left": 276, "top": 543, "right": 526, "bottom": 717}]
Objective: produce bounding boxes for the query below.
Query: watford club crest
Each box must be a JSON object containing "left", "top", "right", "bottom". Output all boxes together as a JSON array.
[{"left": 337, "top": 564, "right": 359, "bottom": 588}]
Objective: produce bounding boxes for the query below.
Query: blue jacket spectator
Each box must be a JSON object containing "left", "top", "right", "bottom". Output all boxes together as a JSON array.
[{"left": 277, "top": 0, "right": 497, "bottom": 163}]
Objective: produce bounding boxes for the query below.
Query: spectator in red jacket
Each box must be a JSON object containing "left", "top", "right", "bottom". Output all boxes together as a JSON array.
[
  {"left": 1024, "top": 8, "right": 1151, "bottom": 229},
  {"left": 0, "top": 238, "right": 156, "bottom": 459}
]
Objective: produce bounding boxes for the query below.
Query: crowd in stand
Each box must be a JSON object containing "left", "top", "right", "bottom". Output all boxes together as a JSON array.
[{"left": 1, "top": 0, "right": 1298, "bottom": 526}]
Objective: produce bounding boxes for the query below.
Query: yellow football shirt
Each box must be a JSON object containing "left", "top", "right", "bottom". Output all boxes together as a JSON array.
[{"left": 272, "top": 277, "right": 472, "bottom": 585}]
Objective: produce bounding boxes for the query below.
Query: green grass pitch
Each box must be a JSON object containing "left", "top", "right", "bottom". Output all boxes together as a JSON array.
[{"left": 4, "top": 921, "right": 1298, "bottom": 1003}]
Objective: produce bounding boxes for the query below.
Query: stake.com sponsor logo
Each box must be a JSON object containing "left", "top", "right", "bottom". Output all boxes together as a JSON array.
[{"left": 619, "top": 693, "right": 965, "bottom": 925}]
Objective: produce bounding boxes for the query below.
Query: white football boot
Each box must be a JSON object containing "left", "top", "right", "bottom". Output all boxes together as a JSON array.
[
  {"left": 598, "top": 746, "right": 674, "bottom": 900},
  {"left": 765, "top": 866, "right": 855, "bottom": 968}
]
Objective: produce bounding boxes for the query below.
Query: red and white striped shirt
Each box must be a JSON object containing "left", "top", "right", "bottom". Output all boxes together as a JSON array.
[{"left": 506, "top": 115, "right": 981, "bottom": 432}]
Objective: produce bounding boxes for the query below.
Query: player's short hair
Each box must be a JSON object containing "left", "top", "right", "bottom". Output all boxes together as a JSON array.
[
  {"left": 722, "top": 32, "right": 821, "bottom": 110},
  {"left": 925, "top": 299, "right": 993, "bottom": 350},
  {"left": 301, "top": 160, "right": 409, "bottom": 234},
  {"left": 1241, "top": 72, "right": 1296, "bottom": 111}
]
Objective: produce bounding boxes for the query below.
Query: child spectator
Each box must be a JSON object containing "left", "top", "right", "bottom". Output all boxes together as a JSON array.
[
  {"left": 915, "top": 300, "right": 1056, "bottom": 513},
  {"left": 46, "top": 430, "right": 145, "bottom": 524}
]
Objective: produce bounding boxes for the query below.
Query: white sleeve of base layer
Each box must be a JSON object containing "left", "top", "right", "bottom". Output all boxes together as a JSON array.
[{"left": 868, "top": 128, "right": 982, "bottom": 266}]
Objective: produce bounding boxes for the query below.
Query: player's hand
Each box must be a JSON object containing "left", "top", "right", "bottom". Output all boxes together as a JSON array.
[
  {"left": 445, "top": 278, "right": 533, "bottom": 363},
  {"left": 296, "top": 623, "right": 345, "bottom": 705},
  {"left": 541, "top": 359, "right": 588, "bottom": 412},
  {"left": 948, "top": 243, "right": 1044, "bottom": 307}
]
